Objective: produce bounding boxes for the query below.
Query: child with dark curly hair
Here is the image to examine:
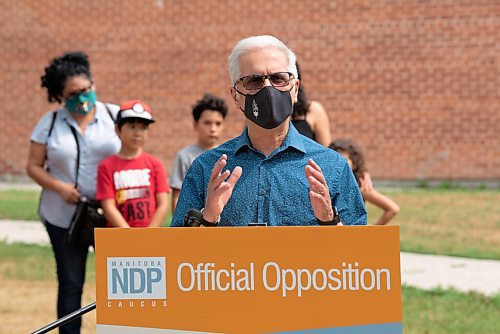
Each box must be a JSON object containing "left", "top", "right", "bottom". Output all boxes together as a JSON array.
[
  {"left": 170, "top": 93, "right": 228, "bottom": 214},
  {"left": 330, "top": 139, "right": 400, "bottom": 225}
]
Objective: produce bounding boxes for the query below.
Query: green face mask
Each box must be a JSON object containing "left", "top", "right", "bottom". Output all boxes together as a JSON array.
[{"left": 65, "top": 90, "right": 97, "bottom": 115}]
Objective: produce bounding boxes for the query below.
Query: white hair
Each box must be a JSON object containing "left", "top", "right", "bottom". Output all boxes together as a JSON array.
[{"left": 228, "top": 35, "right": 298, "bottom": 84}]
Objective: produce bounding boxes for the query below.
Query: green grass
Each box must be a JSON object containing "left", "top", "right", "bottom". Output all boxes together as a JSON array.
[
  {"left": 0, "top": 189, "right": 172, "bottom": 225},
  {"left": 0, "top": 241, "right": 498, "bottom": 333},
  {"left": 402, "top": 286, "right": 500, "bottom": 333},
  {"left": 0, "top": 241, "right": 95, "bottom": 282},
  {"left": 1, "top": 188, "right": 499, "bottom": 259},
  {"left": 366, "top": 188, "right": 500, "bottom": 259},
  {"left": 2, "top": 188, "right": 497, "bottom": 332},
  {"left": 0, "top": 190, "right": 40, "bottom": 220}
]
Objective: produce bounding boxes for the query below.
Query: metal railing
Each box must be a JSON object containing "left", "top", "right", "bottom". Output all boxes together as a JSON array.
[{"left": 31, "top": 302, "right": 96, "bottom": 334}]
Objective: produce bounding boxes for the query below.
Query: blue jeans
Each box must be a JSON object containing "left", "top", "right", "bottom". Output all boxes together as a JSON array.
[{"left": 45, "top": 222, "right": 89, "bottom": 334}]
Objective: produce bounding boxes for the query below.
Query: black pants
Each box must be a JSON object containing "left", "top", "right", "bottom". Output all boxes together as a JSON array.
[{"left": 45, "top": 222, "right": 89, "bottom": 334}]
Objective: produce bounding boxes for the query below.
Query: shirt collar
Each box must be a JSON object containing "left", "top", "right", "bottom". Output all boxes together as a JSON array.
[{"left": 235, "top": 122, "right": 307, "bottom": 155}]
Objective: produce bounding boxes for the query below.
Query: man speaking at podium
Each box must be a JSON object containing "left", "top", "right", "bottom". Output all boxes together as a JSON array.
[{"left": 171, "top": 35, "right": 366, "bottom": 227}]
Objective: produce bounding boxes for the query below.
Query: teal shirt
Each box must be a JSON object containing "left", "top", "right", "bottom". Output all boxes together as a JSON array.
[{"left": 171, "top": 124, "right": 367, "bottom": 227}]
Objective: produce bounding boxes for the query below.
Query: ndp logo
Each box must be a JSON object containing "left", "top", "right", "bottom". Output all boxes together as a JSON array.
[{"left": 107, "top": 257, "right": 166, "bottom": 300}]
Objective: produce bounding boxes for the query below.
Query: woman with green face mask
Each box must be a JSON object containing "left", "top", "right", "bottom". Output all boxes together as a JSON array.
[{"left": 27, "top": 51, "right": 121, "bottom": 334}]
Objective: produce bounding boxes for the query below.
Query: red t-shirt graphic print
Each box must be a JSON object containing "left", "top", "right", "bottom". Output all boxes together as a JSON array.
[{"left": 97, "top": 153, "right": 170, "bottom": 227}]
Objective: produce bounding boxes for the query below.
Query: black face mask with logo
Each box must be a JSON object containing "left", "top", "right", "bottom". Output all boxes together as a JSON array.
[{"left": 243, "top": 86, "right": 293, "bottom": 129}]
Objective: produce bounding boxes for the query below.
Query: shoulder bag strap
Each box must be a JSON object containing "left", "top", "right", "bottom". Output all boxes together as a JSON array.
[
  {"left": 67, "top": 102, "right": 113, "bottom": 190},
  {"left": 43, "top": 111, "right": 58, "bottom": 168},
  {"left": 67, "top": 102, "right": 112, "bottom": 190},
  {"left": 48, "top": 111, "right": 58, "bottom": 137},
  {"left": 38, "top": 111, "right": 59, "bottom": 217},
  {"left": 68, "top": 125, "right": 80, "bottom": 189},
  {"left": 103, "top": 103, "right": 115, "bottom": 122}
]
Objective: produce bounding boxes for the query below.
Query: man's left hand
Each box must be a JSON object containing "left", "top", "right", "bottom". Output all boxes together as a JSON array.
[{"left": 305, "top": 159, "right": 334, "bottom": 222}]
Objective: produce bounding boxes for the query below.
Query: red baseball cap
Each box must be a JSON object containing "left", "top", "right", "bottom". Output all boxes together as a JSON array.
[{"left": 117, "top": 100, "right": 155, "bottom": 123}]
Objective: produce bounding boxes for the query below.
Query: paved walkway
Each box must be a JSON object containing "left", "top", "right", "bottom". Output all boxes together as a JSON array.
[{"left": 1, "top": 219, "right": 499, "bottom": 296}]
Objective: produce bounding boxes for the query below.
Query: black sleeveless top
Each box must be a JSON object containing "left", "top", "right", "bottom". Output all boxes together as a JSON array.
[{"left": 292, "top": 119, "right": 315, "bottom": 141}]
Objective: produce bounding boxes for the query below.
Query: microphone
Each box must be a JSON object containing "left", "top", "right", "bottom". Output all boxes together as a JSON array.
[{"left": 183, "top": 209, "right": 204, "bottom": 227}]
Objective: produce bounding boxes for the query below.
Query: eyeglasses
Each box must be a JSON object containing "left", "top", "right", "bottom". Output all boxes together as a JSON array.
[{"left": 234, "top": 72, "right": 295, "bottom": 95}]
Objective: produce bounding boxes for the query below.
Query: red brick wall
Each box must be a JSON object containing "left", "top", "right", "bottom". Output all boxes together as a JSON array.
[{"left": 1, "top": 0, "right": 499, "bottom": 180}]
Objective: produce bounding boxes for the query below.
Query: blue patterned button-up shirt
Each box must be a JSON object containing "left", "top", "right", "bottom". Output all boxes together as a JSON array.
[{"left": 171, "top": 124, "right": 367, "bottom": 227}]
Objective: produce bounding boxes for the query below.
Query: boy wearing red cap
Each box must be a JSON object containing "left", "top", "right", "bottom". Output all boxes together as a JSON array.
[{"left": 96, "top": 100, "right": 170, "bottom": 228}]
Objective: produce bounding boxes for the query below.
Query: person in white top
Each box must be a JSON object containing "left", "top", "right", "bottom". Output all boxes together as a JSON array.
[{"left": 26, "top": 51, "right": 120, "bottom": 334}]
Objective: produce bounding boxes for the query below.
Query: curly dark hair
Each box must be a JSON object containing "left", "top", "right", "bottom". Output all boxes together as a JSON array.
[
  {"left": 329, "top": 139, "right": 367, "bottom": 185},
  {"left": 192, "top": 93, "right": 228, "bottom": 122},
  {"left": 292, "top": 61, "right": 310, "bottom": 119},
  {"left": 40, "top": 51, "right": 92, "bottom": 103}
]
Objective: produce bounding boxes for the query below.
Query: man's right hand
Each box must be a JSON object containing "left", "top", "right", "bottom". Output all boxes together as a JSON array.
[
  {"left": 57, "top": 182, "right": 81, "bottom": 204},
  {"left": 203, "top": 154, "right": 242, "bottom": 223}
]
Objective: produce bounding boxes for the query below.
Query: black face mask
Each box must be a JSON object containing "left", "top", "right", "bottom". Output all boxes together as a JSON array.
[{"left": 243, "top": 86, "right": 293, "bottom": 129}]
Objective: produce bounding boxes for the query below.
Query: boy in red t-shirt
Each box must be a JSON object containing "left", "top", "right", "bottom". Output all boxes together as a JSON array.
[{"left": 97, "top": 100, "right": 170, "bottom": 228}]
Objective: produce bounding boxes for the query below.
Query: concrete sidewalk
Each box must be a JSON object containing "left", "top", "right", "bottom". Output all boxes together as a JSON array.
[{"left": 1, "top": 219, "right": 499, "bottom": 296}]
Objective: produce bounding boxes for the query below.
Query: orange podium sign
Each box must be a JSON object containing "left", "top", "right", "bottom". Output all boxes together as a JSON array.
[{"left": 95, "top": 226, "right": 402, "bottom": 333}]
